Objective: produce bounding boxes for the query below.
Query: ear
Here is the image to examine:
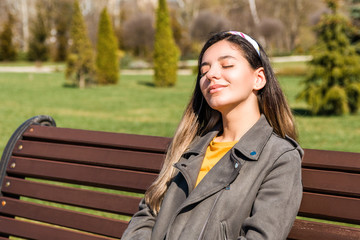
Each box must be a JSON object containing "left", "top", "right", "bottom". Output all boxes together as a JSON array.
[{"left": 253, "top": 67, "right": 266, "bottom": 91}]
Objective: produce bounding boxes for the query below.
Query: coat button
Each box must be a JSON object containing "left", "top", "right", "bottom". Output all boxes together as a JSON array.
[
  {"left": 250, "top": 151, "right": 256, "bottom": 156},
  {"left": 234, "top": 162, "right": 239, "bottom": 168}
]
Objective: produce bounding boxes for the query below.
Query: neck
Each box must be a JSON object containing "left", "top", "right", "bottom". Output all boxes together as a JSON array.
[{"left": 216, "top": 100, "right": 261, "bottom": 142}]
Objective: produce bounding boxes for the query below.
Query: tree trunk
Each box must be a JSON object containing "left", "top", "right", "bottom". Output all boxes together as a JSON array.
[
  {"left": 79, "top": 74, "right": 85, "bottom": 89},
  {"left": 248, "top": 0, "right": 260, "bottom": 25},
  {"left": 247, "top": 0, "right": 266, "bottom": 47},
  {"left": 21, "top": 0, "right": 29, "bottom": 52}
]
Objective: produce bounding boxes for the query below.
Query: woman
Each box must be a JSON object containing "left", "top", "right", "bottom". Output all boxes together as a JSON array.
[{"left": 122, "top": 31, "right": 303, "bottom": 240}]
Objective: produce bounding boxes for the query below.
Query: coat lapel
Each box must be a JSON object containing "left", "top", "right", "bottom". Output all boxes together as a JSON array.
[
  {"left": 174, "top": 129, "right": 218, "bottom": 194},
  {"left": 173, "top": 115, "right": 273, "bottom": 210},
  {"left": 183, "top": 151, "right": 242, "bottom": 206}
]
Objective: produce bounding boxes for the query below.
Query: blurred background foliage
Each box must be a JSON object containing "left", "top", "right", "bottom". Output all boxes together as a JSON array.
[{"left": 0, "top": 0, "right": 359, "bottom": 62}]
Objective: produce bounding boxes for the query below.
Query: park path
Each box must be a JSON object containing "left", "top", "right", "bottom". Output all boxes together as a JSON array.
[
  {"left": 0, "top": 65, "right": 60, "bottom": 73},
  {"left": 0, "top": 65, "right": 193, "bottom": 75}
]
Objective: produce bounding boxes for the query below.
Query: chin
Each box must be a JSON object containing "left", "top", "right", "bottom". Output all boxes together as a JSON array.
[{"left": 207, "top": 102, "right": 227, "bottom": 112}]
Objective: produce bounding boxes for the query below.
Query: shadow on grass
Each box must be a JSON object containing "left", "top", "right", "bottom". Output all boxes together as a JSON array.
[
  {"left": 62, "top": 82, "right": 78, "bottom": 88},
  {"left": 137, "top": 81, "right": 155, "bottom": 87},
  {"left": 292, "top": 108, "right": 312, "bottom": 117}
]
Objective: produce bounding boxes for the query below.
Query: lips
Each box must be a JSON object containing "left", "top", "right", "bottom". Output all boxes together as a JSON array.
[{"left": 209, "top": 84, "right": 228, "bottom": 94}]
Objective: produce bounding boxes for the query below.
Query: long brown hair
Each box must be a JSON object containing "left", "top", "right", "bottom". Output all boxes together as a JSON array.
[{"left": 145, "top": 31, "right": 297, "bottom": 215}]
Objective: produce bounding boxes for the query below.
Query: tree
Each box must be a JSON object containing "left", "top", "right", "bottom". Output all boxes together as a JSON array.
[
  {"left": 66, "top": 0, "right": 96, "bottom": 89},
  {"left": 0, "top": 12, "right": 17, "bottom": 61},
  {"left": 27, "top": 4, "right": 49, "bottom": 62},
  {"left": 122, "top": 14, "right": 155, "bottom": 58},
  {"left": 350, "top": 0, "right": 360, "bottom": 27},
  {"left": 96, "top": 8, "right": 119, "bottom": 85},
  {"left": 349, "top": 0, "right": 360, "bottom": 54},
  {"left": 248, "top": 0, "right": 265, "bottom": 46},
  {"left": 298, "top": 0, "right": 360, "bottom": 115},
  {"left": 153, "top": 0, "right": 180, "bottom": 87},
  {"left": 190, "top": 10, "right": 229, "bottom": 42},
  {"left": 53, "top": 0, "right": 73, "bottom": 62}
]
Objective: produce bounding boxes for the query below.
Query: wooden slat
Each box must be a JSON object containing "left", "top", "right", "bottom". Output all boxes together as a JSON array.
[
  {"left": 6, "top": 157, "right": 157, "bottom": 193},
  {"left": 302, "top": 149, "right": 360, "bottom": 172},
  {"left": 288, "top": 219, "right": 360, "bottom": 240},
  {"left": 13, "top": 140, "right": 164, "bottom": 172},
  {"left": 0, "top": 216, "right": 114, "bottom": 240},
  {"left": 299, "top": 192, "right": 360, "bottom": 224},
  {"left": 23, "top": 125, "right": 171, "bottom": 153},
  {"left": 0, "top": 197, "right": 127, "bottom": 238},
  {"left": 1, "top": 122, "right": 359, "bottom": 240},
  {"left": 1, "top": 177, "right": 141, "bottom": 216},
  {"left": 302, "top": 169, "right": 360, "bottom": 197}
]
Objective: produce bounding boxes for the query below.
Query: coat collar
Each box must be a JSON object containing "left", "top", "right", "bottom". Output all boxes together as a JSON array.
[
  {"left": 173, "top": 114, "right": 274, "bottom": 205},
  {"left": 183, "top": 114, "right": 273, "bottom": 161},
  {"left": 232, "top": 114, "right": 273, "bottom": 161}
]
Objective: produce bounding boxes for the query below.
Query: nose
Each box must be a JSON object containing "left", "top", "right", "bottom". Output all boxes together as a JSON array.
[{"left": 205, "top": 65, "right": 221, "bottom": 81}]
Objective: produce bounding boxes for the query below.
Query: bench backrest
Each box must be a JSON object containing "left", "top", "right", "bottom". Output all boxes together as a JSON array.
[
  {"left": 289, "top": 149, "right": 360, "bottom": 239},
  {"left": 0, "top": 116, "right": 359, "bottom": 239}
]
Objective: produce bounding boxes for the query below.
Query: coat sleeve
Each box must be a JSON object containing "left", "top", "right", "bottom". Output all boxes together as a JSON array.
[
  {"left": 238, "top": 149, "right": 303, "bottom": 240},
  {"left": 121, "top": 198, "right": 157, "bottom": 240}
]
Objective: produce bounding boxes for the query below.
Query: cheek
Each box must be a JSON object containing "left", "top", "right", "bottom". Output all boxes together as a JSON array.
[
  {"left": 228, "top": 70, "right": 255, "bottom": 89},
  {"left": 199, "top": 78, "right": 208, "bottom": 95}
]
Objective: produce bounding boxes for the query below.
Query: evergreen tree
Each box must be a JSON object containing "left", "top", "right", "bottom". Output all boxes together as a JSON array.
[
  {"left": 349, "top": 0, "right": 360, "bottom": 54},
  {"left": 28, "top": 5, "right": 49, "bottom": 62},
  {"left": 298, "top": 0, "right": 360, "bottom": 115},
  {"left": 350, "top": 0, "right": 360, "bottom": 28},
  {"left": 96, "top": 8, "right": 119, "bottom": 85},
  {"left": 54, "top": 1, "right": 73, "bottom": 62},
  {"left": 66, "top": 0, "right": 96, "bottom": 89},
  {"left": 0, "top": 12, "right": 17, "bottom": 61},
  {"left": 153, "top": 0, "right": 180, "bottom": 87}
]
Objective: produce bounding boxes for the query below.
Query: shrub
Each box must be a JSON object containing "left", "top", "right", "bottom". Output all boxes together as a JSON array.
[
  {"left": 298, "top": 0, "right": 360, "bottom": 115},
  {"left": 96, "top": 8, "right": 119, "bottom": 85},
  {"left": 153, "top": 0, "right": 180, "bottom": 87},
  {"left": 28, "top": 5, "right": 49, "bottom": 62},
  {"left": 346, "top": 83, "right": 360, "bottom": 113},
  {"left": 0, "top": 12, "right": 17, "bottom": 61},
  {"left": 65, "top": 0, "right": 96, "bottom": 89},
  {"left": 322, "top": 85, "right": 349, "bottom": 115}
]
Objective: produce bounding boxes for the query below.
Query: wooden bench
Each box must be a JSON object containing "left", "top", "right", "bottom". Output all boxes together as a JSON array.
[{"left": 0, "top": 115, "right": 359, "bottom": 239}]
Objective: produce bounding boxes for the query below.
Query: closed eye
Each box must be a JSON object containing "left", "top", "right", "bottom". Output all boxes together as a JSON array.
[
  {"left": 200, "top": 71, "right": 208, "bottom": 78},
  {"left": 200, "top": 65, "right": 210, "bottom": 78},
  {"left": 222, "top": 65, "right": 233, "bottom": 69}
]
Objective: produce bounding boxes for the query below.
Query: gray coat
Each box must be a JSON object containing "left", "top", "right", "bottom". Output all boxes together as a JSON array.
[{"left": 122, "top": 115, "right": 303, "bottom": 240}]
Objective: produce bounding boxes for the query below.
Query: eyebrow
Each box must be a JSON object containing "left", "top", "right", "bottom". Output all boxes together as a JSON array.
[{"left": 200, "top": 55, "right": 237, "bottom": 67}]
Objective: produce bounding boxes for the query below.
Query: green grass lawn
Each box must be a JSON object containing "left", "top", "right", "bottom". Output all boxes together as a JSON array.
[
  {"left": 0, "top": 71, "right": 359, "bottom": 154},
  {"left": 0, "top": 72, "right": 191, "bottom": 154},
  {"left": 0, "top": 70, "right": 359, "bottom": 233}
]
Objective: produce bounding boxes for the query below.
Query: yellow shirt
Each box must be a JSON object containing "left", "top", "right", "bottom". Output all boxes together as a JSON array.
[{"left": 195, "top": 138, "right": 237, "bottom": 187}]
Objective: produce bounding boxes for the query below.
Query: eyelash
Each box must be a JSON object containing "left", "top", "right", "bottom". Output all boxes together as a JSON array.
[
  {"left": 223, "top": 65, "right": 233, "bottom": 68},
  {"left": 200, "top": 72, "right": 207, "bottom": 78},
  {"left": 200, "top": 65, "right": 233, "bottom": 77}
]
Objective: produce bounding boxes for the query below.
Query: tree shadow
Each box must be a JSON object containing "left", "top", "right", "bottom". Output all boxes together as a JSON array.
[
  {"left": 137, "top": 81, "right": 155, "bottom": 87},
  {"left": 62, "top": 83, "right": 78, "bottom": 88},
  {"left": 292, "top": 108, "right": 312, "bottom": 117}
]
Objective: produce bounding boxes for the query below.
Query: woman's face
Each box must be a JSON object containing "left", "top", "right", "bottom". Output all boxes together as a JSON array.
[{"left": 199, "top": 40, "right": 264, "bottom": 114}]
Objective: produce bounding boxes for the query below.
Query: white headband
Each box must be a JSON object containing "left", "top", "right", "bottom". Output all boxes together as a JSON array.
[{"left": 226, "top": 31, "right": 260, "bottom": 57}]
